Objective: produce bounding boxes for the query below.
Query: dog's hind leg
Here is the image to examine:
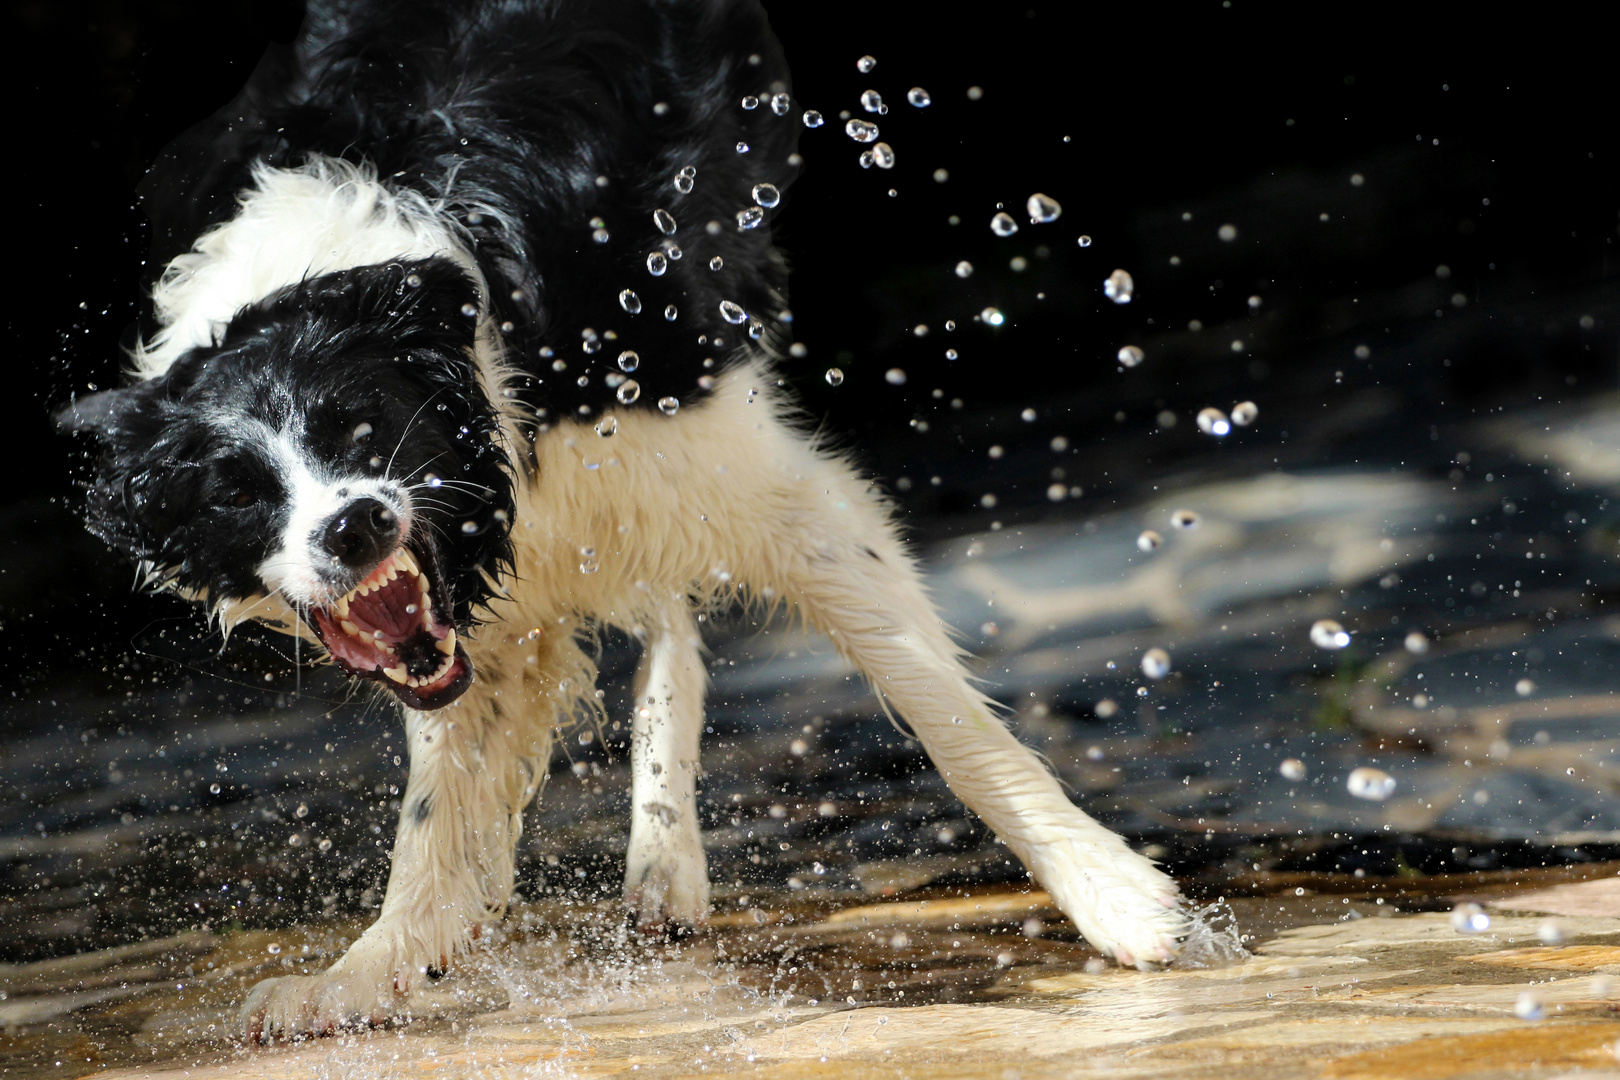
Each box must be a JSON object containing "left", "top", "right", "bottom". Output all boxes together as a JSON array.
[
  {"left": 622, "top": 596, "right": 710, "bottom": 930},
  {"left": 759, "top": 459, "right": 1185, "bottom": 968},
  {"left": 240, "top": 666, "right": 555, "bottom": 1039}
]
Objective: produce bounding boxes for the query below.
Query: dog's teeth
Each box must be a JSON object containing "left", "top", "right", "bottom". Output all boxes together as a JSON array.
[
  {"left": 341, "top": 619, "right": 361, "bottom": 637},
  {"left": 435, "top": 630, "right": 457, "bottom": 655},
  {"left": 379, "top": 641, "right": 395, "bottom": 655},
  {"left": 382, "top": 665, "right": 408, "bottom": 684},
  {"left": 397, "top": 549, "right": 419, "bottom": 575},
  {"left": 335, "top": 596, "right": 350, "bottom": 617},
  {"left": 408, "top": 676, "right": 421, "bottom": 687}
]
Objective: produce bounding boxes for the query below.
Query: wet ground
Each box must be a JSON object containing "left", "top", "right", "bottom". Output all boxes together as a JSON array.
[{"left": 8, "top": 392, "right": 1620, "bottom": 1076}]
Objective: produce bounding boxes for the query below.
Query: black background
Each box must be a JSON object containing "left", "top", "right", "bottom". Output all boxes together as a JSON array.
[{"left": 2, "top": 0, "right": 1616, "bottom": 698}]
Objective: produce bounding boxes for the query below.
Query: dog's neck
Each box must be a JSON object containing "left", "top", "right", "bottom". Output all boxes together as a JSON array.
[{"left": 135, "top": 155, "right": 484, "bottom": 381}]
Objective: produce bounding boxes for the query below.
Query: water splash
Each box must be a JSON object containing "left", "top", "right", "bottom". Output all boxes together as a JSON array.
[{"left": 1175, "top": 898, "right": 1248, "bottom": 968}]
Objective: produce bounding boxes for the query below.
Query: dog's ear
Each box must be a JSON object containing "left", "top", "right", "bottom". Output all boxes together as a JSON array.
[{"left": 54, "top": 386, "right": 140, "bottom": 438}]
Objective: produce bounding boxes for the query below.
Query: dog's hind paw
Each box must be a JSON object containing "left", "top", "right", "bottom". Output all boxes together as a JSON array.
[
  {"left": 239, "top": 937, "right": 420, "bottom": 1041},
  {"left": 623, "top": 829, "right": 710, "bottom": 933}
]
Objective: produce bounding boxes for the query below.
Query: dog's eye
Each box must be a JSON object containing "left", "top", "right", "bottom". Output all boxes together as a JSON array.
[
  {"left": 227, "top": 490, "right": 257, "bottom": 509},
  {"left": 352, "top": 422, "right": 374, "bottom": 445}
]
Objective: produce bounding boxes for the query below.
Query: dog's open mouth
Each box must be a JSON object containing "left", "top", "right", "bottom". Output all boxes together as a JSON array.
[{"left": 305, "top": 544, "right": 473, "bottom": 710}]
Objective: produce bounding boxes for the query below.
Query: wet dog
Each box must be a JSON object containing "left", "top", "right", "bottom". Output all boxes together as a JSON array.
[{"left": 57, "top": 0, "right": 1184, "bottom": 1040}]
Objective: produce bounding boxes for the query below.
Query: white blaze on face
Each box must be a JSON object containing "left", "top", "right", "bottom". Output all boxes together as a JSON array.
[{"left": 254, "top": 427, "right": 410, "bottom": 608}]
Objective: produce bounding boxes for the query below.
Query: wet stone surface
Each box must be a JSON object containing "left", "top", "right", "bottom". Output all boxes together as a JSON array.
[{"left": 10, "top": 398, "right": 1620, "bottom": 1076}]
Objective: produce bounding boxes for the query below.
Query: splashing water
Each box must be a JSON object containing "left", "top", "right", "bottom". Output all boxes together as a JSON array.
[
  {"left": 1174, "top": 898, "right": 1249, "bottom": 968},
  {"left": 907, "top": 87, "right": 931, "bottom": 107},
  {"left": 653, "top": 208, "right": 677, "bottom": 235},
  {"left": 1118, "top": 344, "right": 1145, "bottom": 367},
  {"left": 824, "top": 367, "right": 844, "bottom": 386},
  {"left": 1280, "top": 758, "right": 1307, "bottom": 781},
  {"left": 752, "top": 183, "right": 781, "bottom": 207},
  {"left": 1196, "top": 407, "right": 1231, "bottom": 436},
  {"left": 646, "top": 251, "right": 667, "bottom": 276},
  {"left": 1310, "top": 619, "right": 1350, "bottom": 649},
  {"left": 1231, "top": 400, "right": 1259, "bottom": 425},
  {"left": 1104, "top": 268, "right": 1134, "bottom": 303},
  {"left": 990, "top": 212, "right": 1019, "bottom": 237},
  {"left": 1136, "top": 529, "right": 1162, "bottom": 552},
  {"left": 1026, "top": 192, "right": 1062, "bottom": 223},
  {"left": 771, "top": 92, "right": 791, "bottom": 116},
  {"left": 719, "top": 300, "right": 747, "bottom": 324},
  {"left": 1141, "top": 647, "right": 1171, "bottom": 679},
  {"left": 872, "top": 142, "right": 896, "bottom": 169},
  {"left": 845, "top": 119, "right": 880, "bottom": 143},
  {"left": 1347, "top": 766, "right": 1397, "bottom": 801},
  {"left": 857, "top": 54, "right": 876, "bottom": 73},
  {"left": 803, "top": 110, "right": 824, "bottom": 128},
  {"left": 618, "top": 289, "right": 642, "bottom": 314},
  {"left": 861, "top": 89, "right": 883, "bottom": 113}
]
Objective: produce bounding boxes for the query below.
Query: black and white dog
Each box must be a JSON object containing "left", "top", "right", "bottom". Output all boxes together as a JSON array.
[{"left": 58, "top": 0, "right": 1183, "bottom": 1040}]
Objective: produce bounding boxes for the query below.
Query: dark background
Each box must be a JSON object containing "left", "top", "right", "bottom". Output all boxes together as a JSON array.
[{"left": 1, "top": 0, "right": 1617, "bottom": 959}]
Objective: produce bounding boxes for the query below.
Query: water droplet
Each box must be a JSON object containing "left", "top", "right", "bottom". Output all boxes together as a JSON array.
[
  {"left": 954, "top": 260, "right": 974, "bottom": 278},
  {"left": 1141, "top": 647, "right": 1171, "bottom": 680},
  {"left": 803, "top": 109, "right": 824, "bottom": 128},
  {"left": 1310, "top": 619, "right": 1351, "bottom": 650},
  {"left": 664, "top": 304, "right": 678, "bottom": 321},
  {"left": 209, "top": 782, "right": 221, "bottom": 794},
  {"left": 1118, "top": 345, "right": 1145, "bottom": 367},
  {"left": 1218, "top": 223, "right": 1238, "bottom": 242},
  {"left": 735, "top": 141, "right": 750, "bottom": 153},
  {"left": 871, "top": 142, "right": 895, "bottom": 169},
  {"left": 295, "top": 802, "right": 308, "bottom": 818},
  {"left": 858, "top": 150, "right": 874, "bottom": 169},
  {"left": 859, "top": 89, "right": 883, "bottom": 113},
  {"left": 460, "top": 302, "right": 479, "bottom": 317},
  {"left": 824, "top": 367, "right": 844, "bottom": 386},
  {"left": 857, "top": 54, "right": 876, "bottom": 73},
  {"left": 1231, "top": 400, "right": 1259, "bottom": 425},
  {"left": 845, "top": 118, "right": 880, "bottom": 143},
  {"left": 990, "top": 212, "right": 1019, "bottom": 237},
  {"left": 1196, "top": 407, "right": 1231, "bottom": 436},
  {"left": 980, "top": 307, "right": 1005, "bottom": 326},
  {"left": 709, "top": 256, "right": 724, "bottom": 271},
  {"left": 771, "top": 92, "right": 791, "bottom": 116},
  {"left": 591, "top": 227, "right": 610, "bottom": 243},
  {"left": 1516, "top": 678, "right": 1536, "bottom": 697},
  {"left": 267, "top": 943, "right": 282, "bottom": 955},
  {"left": 907, "top": 87, "right": 931, "bottom": 107},
  {"left": 741, "top": 94, "right": 759, "bottom": 110},
  {"left": 1347, "top": 766, "right": 1396, "bottom": 801},
  {"left": 674, "top": 174, "right": 694, "bottom": 194},
  {"left": 719, "top": 300, "right": 747, "bottom": 324},
  {"left": 658, "top": 396, "right": 680, "bottom": 415},
  {"left": 1026, "top": 192, "right": 1062, "bottom": 223},
  {"left": 751, "top": 183, "right": 781, "bottom": 208},
  {"left": 645, "top": 251, "right": 668, "bottom": 277},
  {"left": 1171, "top": 508, "right": 1200, "bottom": 530},
  {"left": 619, "top": 289, "right": 642, "bottom": 314},
  {"left": 617, "top": 380, "right": 641, "bottom": 404},
  {"left": 617, "top": 350, "right": 639, "bottom": 372},
  {"left": 460, "top": 519, "right": 479, "bottom": 534},
  {"left": 1077, "top": 234, "right": 1093, "bottom": 247},
  {"left": 885, "top": 368, "right": 907, "bottom": 385},
  {"left": 1404, "top": 631, "right": 1429, "bottom": 654},
  {"left": 1449, "top": 901, "right": 1491, "bottom": 934},
  {"left": 933, "top": 168, "right": 949, "bottom": 183},
  {"left": 736, "top": 206, "right": 765, "bottom": 229},
  {"left": 653, "top": 208, "right": 677, "bottom": 235},
  {"left": 1514, "top": 991, "right": 1543, "bottom": 1021},
  {"left": 1136, "top": 529, "right": 1162, "bottom": 552},
  {"left": 318, "top": 837, "right": 332, "bottom": 852},
  {"left": 1104, "top": 268, "right": 1134, "bottom": 303},
  {"left": 1280, "top": 758, "right": 1307, "bottom": 781},
  {"left": 945, "top": 348, "right": 958, "bottom": 360},
  {"left": 595, "top": 415, "right": 618, "bottom": 437}
]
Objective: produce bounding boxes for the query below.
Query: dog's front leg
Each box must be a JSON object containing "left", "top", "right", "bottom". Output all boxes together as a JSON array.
[
  {"left": 241, "top": 700, "right": 544, "bottom": 1040},
  {"left": 623, "top": 598, "right": 709, "bottom": 930}
]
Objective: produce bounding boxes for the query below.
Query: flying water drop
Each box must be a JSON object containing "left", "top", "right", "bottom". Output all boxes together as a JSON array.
[
  {"left": 990, "top": 212, "right": 1019, "bottom": 237},
  {"left": 741, "top": 95, "right": 759, "bottom": 110},
  {"left": 1141, "top": 647, "right": 1171, "bottom": 680},
  {"left": 1118, "top": 345, "right": 1145, "bottom": 367},
  {"left": 719, "top": 300, "right": 747, "bottom": 323},
  {"left": 658, "top": 396, "right": 680, "bottom": 415},
  {"left": 1347, "top": 767, "right": 1396, "bottom": 801},
  {"left": 617, "top": 380, "right": 641, "bottom": 404},
  {"left": 771, "top": 92, "right": 791, "bottom": 116},
  {"left": 803, "top": 110, "right": 824, "bottom": 128},
  {"left": 1231, "top": 400, "right": 1259, "bottom": 425},
  {"left": 619, "top": 289, "right": 642, "bottom": 314},
  {"left": 1104, "top": 268, "right": 1134, "bottom": 303},
  {"left": 1196, "top": 407, "right": 1231, "bottom": 436},
  {"left": 1171, "top": 509, "right": 1200, "bottom": 530},
  {"left": 857, "top": 54, "right": 876, "bottom": 73},
  {"left": 617, "top": 350, "right": 639, "bottom": 372},
  {"left": 646, "top": 251, "right": 667, "bottom": 276},
  {"left": 1404, "top": 631, "right": 1429, "bottom": 654},
  {"left": 1310, "top": 619, "right": 1351, "bottom": 649},
  {"left": 1449, "top": 902, "right": 1491, "bottom": 934},
  {"left": 736, "top": 206, "right": 765, "bottom": 229},
  {"left": 845, "top": 119, "right": 880, "bottom": 143},
  {"left": 709, "top": 255, "right": 724, "bottom": 270},
  {"left": 871, "top": 142, "right": 895, "bottom": 169},
  {"left": 752, "top": 183, "right": 781, "bottom": 207},
  {"left": 653, "top": 208, "right": 677, "bottom": 235},
  {"left": 980, "top": 307, "right": 1005, "bottom": 326},
  {"left": 825, "top": 367, "right": 844, "bottom": 386},
  {"left": 1280, "top": 758, "right": 1307, "bottom": 781},
  {"left": 955, "top": 260, "right": 974, "bottom": 278},
  {"left": 861, "top": 89, "right": 883, "bottom": 112},
  {"left": 907, "top": 87, "right": 931, "bottom": 107},
  {"left": 1077, "top": 235, "right": 1093, "bottom": 247},
  {"left": 1136, "top": 529, "right": 1162, "bottom": 552},
  {"left": 1026, "top": 192, "right": 1062, "bottom": 223}
]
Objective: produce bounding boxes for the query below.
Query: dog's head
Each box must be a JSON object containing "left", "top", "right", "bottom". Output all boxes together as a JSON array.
[{"left": 58, "top": 256, "right": 515, "bottom": 710}]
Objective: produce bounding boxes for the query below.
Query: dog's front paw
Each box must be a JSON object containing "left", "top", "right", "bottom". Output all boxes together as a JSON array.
[
  {"left": 1034, "top": 839, "right": 1187, "bottom": 971},
  {"left": 624, "top": 822, "right": 710, "bottom": 932},
  {"left": 239, "top": 937, "right": 414, "bottom": 1041}
]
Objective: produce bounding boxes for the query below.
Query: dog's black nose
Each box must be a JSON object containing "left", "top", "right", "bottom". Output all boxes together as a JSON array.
[{"left": 322, "top": 498, "right": 399, "bottom": 569}]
